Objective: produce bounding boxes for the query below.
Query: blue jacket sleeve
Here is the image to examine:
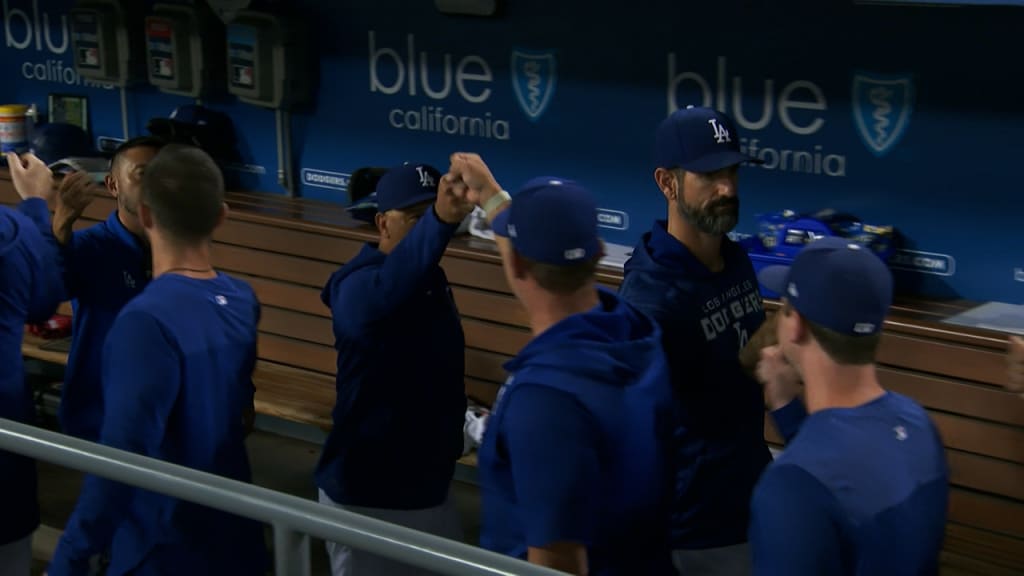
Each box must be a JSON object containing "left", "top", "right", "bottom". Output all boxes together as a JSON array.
[
  {"left": 503, "top": 385, "right": 600, "bottom": 548},
  {"left": 17, "top": 198, "right": 64, "bottom": 321},
  {"left": 770, "top": 398, "right": 808, "bottom": 444},
  {"left": 48, "top": 310, "right": 180, "bottom": 576},
  {"left": 749, "top": 463, "right": 843, "bottom": 576},
  {"left": 326, "top": 206, "right": 457, "bottom": 332}
]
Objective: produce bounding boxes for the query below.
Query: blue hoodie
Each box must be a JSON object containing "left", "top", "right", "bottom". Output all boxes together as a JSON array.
[
  {"left": 0, "top": 198, "right": 64, "bottom": 546},
  {"left": 49, "top": 272, "right": 268, "bottom": 576},
  {"left": 478, "top": 288, "right": 675, "bottom": 576},
  {"left": 618, "top": 220, "right": 771, "bottom": 550},
  {"left": 61, "top": 210, "right": 150, "bottom": 440},
  {"left": 317, "top": 206, "right": 467, "bottom": 510}
]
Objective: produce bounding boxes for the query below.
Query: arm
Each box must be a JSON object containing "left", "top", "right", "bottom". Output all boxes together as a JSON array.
[
  {"left": 243, "top": 299, "right": 261, "bottom": 436},
  {"left": 504, "top": 386, "right": 597, "bottom": 575},
  {"left": 749, "top": 464, "right": 843, "bottom": 576},
  {"left": 48, "top": 311, "right": 180, "bottom": 576},
  {"left": 326, "top": 206, "right": 458, "bottom": 331},
  {"left": 15, "top": 198, "right": 64, "bottom": 322}
]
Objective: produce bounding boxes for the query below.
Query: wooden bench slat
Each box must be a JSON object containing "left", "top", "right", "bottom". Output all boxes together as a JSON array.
[
  {"left": 931, "top": 412, "right": 1024, "bottom": 462},
  {"left": 942, "top": 523, "right": 1024, "bottom": 573},
  {"left": 947, "top": 450, "right": 1024, "bottom": 502},
  {"left": 464, "top": 347, "right": 512, "bottom": 384},
  {"left": 461, "top": 318, "right": 530, "bottom": 358},
  {"left": 880, "top": 367, "right": 1024, "bottom": 427},
  {"left": 216, "top": 218, "right": 360, "bottom": 264},
  {"left": 213, "top": 243, "right": 336, "bottom": 288},
  {"left": 878, "top": 333, "right": 1010, "bottom": 387},
  {"left": 252, "top": 361, "right": 334, "bottom": 430},
  {"left": 949, "top": 488, "right": 1024, "bottom": 537},
  {"left": 450, "top": 286, "right": 529, "bottom": 328},
  {"left": 257, "top": 333, "right": 336, "bottom": 375},
  {"left": 237, "top": 273, "right": 331, "bottom": 318},
  {"left": 260, "top": 307, "right": 334, "bottom": 347}
]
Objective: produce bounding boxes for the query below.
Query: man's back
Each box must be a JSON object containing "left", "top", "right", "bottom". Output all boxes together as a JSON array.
[
  {"left": 479, "top": 289, "right": 675, "bottom": 576},
  {"left": 52, "top": 272, "right": 267, "bottom": 575},
  {"left": 61, "top": 211, "right": 149, "bottom": 440},
  {"left": 749, "top": 392, "right": 949, "bottom": 576}
]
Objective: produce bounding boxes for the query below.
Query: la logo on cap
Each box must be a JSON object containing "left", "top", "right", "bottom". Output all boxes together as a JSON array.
[
  {"left": 709, "top": 119, "right": 731, "bottom": 144},
  {"left": 415, "top": 166, "right": 435, "bottom": 188}
]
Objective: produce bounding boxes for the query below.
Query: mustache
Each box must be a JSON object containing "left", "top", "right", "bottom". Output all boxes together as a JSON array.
[{"left": 707, "top": 197, "right": 739, "bottom": 211}]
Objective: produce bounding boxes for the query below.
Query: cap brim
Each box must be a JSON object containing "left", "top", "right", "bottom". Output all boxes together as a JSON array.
[
  {"left": 491, "top": 209, "right": 511, "bottom": 238},
  {"left": 384, "top": 192, "right": 437, "bottom": 213},
  {"left": 679, "top": 150, "right": 763, "bottom": 172},
  {"left": 758, "top": 265, "right": 791, "bottom": 295}
]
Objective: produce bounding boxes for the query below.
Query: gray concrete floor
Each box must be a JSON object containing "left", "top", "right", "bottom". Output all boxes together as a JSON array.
[{"left": 31, "top": 423, "right": 482, "bottom": 575}]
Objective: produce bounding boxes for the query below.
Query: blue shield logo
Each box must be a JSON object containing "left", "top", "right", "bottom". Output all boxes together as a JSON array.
[
  {"left": 511, "top": 49, "right": 557, "bottom": 121},
  {"left": 852, "top": 72, "right": 914, "bottom": 157}
]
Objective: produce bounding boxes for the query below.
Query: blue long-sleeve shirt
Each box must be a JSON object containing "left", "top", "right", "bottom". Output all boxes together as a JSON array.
[
  {"left": 0, "top": 198, "right": 64, "bottom": 545},
  {"left": 60, "top": 210, "right": 150, "bottom": 440},
  {"left": 749, "top": 392, "right": 949, "bottom": 576},
  {"left": 48, "top": 273, "right": 268, "bottom": 576},
  {"left": 316, "top": 206, "right": 467, "bottom": 509}
]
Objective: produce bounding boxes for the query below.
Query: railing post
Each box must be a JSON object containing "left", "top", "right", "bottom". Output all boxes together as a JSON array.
[{"left": 273, "top": 523, "right": 311, "bottom": 576}]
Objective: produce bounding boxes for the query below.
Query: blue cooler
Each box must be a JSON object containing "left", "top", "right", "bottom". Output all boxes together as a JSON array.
[{"left": 742, "top": 209, "right": 896, "bottom": 299}]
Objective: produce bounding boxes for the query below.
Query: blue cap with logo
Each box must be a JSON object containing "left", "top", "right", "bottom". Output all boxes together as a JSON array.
[
  {"left": 655, "top": 106, "right": 762, "bottom": 172},
  {"left": 758, "top": 237, "right": 893, "bottom": 336},
  {"left": 491, "top": 177, "right": 603, "bottom": 266},
  {"left": 376, "top": 163, "right": 441, "bottom": 212}
]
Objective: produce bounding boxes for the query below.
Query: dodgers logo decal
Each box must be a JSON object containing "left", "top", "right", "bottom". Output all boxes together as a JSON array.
[
  {"left": 511, "top": 49, "right": 557, "bottom": 121},
  {"left": 852, "top": 72, "right": 914, "bottom": 157}
]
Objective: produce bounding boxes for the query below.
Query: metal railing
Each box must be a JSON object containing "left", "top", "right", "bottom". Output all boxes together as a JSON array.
[{"left": 0, "top": 418, "right": 565, "bottom": 576}]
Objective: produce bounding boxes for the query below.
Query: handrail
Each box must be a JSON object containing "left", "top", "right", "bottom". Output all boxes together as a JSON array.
[{"left": 0, "top": 418, "right": 565, "bottom": 576}]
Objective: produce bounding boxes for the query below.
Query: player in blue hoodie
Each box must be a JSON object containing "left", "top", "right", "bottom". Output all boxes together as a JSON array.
[
  {"left": 0, "top": 152, "right": 70, "bottom": 575},
  {"left": 447, "top": 153, "right": 675, "bottom": 576},
  {"left": 51, "top": 136, "right": 166, "bottom": 441},
  {"left": 617, "top": 106, "right": 794, "bottom": 575},
  {"left": 317, "top": 163, "right": 475, "bottom": 576},
  {"left": 48, "top": 145, "right": 267, "bottom": 576},
  {"left": 750, "top": 237, "right": 949, "bottom": 575}
]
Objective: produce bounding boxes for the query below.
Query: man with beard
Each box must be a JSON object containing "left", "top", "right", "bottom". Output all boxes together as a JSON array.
[
  {"left": 619, "top": 106, "right": 797, "bottom": 575},
  {"left": 52, "top": 136, "right": 166, "bottom": 441}
]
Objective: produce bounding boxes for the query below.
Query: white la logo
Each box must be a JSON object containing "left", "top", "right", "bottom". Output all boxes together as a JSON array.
[
  {"left": 708, "top": 118, "right": 731, "bottom": 144},
  {"left": 416, "top": 166, "right": 435, "bottom": 188}
]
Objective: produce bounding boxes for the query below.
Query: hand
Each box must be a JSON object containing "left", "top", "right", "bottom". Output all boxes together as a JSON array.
[
  {"left": 446, "top": 152, "right": 503, "bottom": 207},
  {"left": 7, "top": 152, "right": 55, "bottom": 201},
  {"left": 756, "top": 345, "right": 803, "bottom": 410},
  {"left": 740, "top": 315, "right": 778, "bottom": 377},
  {"left": 434, "top": 172, "right": 476, "bottom": 225},
  {"left": 1008, "top": 335, "right": 1024, "bottom": 394},
  {"left": 53, "top": 171, "right": 97, "bottom": 245}
]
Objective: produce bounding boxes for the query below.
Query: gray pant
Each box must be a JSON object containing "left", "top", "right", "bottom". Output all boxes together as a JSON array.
[
  {"left": 318, "top": 489, "right": 464, "bottom": 576},
  {"left": 0, "top": 535, "right": 31, "bottom": 576},
  {"left": 673, "top": 543, "right": 752, "bottom": 576}
]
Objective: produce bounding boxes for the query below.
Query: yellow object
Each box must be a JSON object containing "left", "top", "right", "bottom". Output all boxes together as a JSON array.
[{"left": 0, "top": 104, "right": 30, "bottom": 154}]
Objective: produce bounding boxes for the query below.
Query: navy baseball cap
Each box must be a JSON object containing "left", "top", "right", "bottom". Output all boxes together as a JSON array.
[
  {"left": 655, "top": 106, "right": 762, "bottom": 172},
  {"left": 376, "top": 163, "right": 441, "bottom": 212},
  {"left": 491, "top": 177, "right": 603, "bottom": 266},
  {"left": 758, "top": 237, "right": 893, "bottom": 336}
]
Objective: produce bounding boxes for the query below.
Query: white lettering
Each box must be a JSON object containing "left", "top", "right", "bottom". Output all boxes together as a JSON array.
[
  {"left": 370, "top": 31, "right": 493, "bottom": 104},
  {"left": 4, "top": 0, "right": 32, "bottom": 49},
  {"left": 667, "top": 55, "right": 827, "bottom": 137},
  {"left": 779, "top": 81, "right": 827, "bottom": 135},
  {"left": 456, "top": 55, "right": 492, "bottom": 103}
]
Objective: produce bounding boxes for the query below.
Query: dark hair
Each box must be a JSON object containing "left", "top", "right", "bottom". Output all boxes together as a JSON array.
[
  {"left": 110, "top": 136, "right": 166, "bottom": 169},
  {"left": 519, "top": 253, "right": 601, "bottom": 295},
  {"left": 783, "top": 301, "right": 882, "bottom": 365},
  {"left": 141, "top": 144, "right": 224, "bottom": 244}
]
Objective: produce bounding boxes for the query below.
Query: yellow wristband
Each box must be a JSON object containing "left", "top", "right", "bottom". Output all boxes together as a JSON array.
[{"left": 483, "top": 190, "right": 511, "bottom": 215}]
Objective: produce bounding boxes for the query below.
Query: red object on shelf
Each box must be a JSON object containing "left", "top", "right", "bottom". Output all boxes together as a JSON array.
[{"left": 27, "top": 314, "right": 72, "bottom": 339}]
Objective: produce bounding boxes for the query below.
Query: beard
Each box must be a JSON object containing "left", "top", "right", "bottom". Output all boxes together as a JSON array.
[{"left": 678, "top": 195, "right": 740, "bottom": 235}]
